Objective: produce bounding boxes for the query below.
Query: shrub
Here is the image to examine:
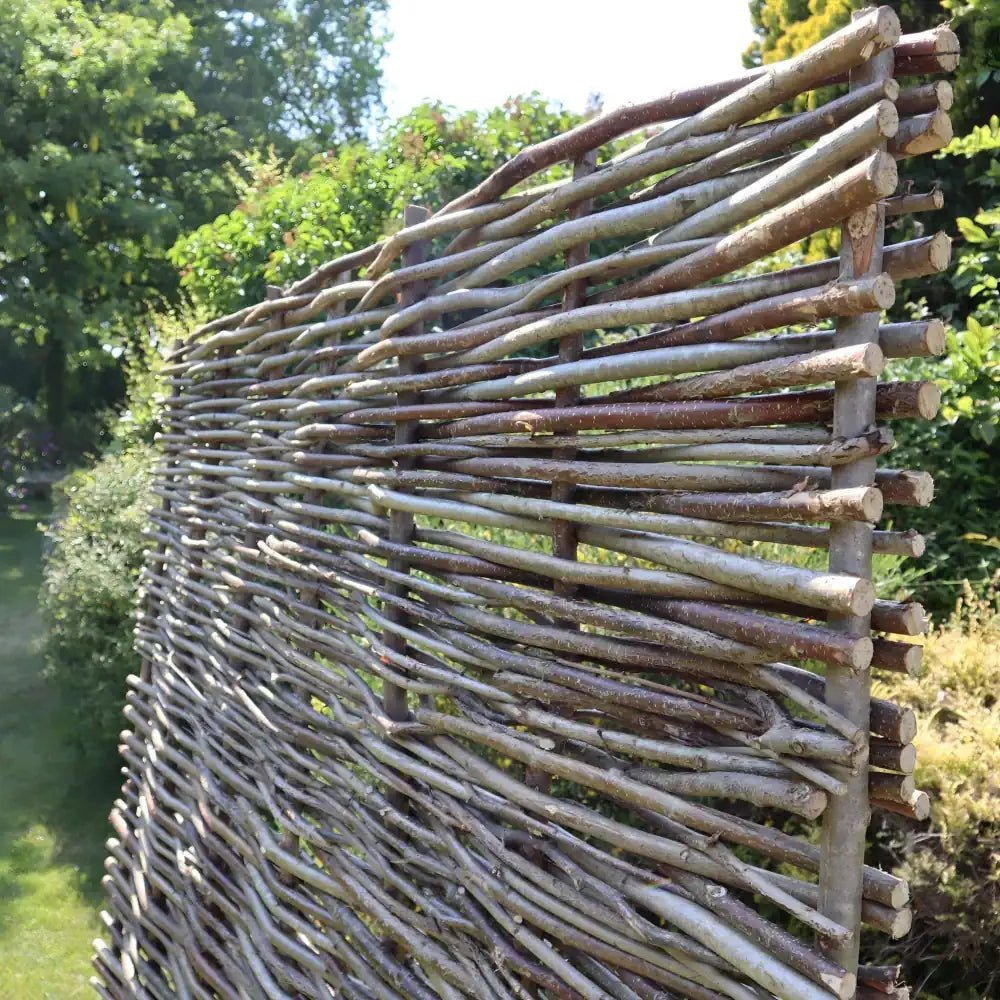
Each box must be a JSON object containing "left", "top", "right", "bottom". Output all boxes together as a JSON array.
[
  {"left": 170, "top": 98, "right": 580, "bottom": 316},
  {"left": 107, "top": 301, "right": 198, "bottom": 451},
  {"left": 40, "top": 446, "right": 154, "bottom": 759},
  {"left": 867, "top": 578, "right": 1000, "bottom": 998},
  {"left": 891, "top": 193, "right": 1000, "bottom": 614}
]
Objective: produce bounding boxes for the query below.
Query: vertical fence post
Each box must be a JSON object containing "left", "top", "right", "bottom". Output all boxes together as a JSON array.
[
  {"left": 383, "top": 204, "right": 431, "bottom": 745},
  {"left": 523, "top": 151, "right": 598, "bottom": 800},
  {"left": 300, "top": 271, "right": 350, "bottom": 620},
  {"left": 819, "top": 21, "right": 895, "bottom": 980},
  {"left": 232, "top": 284, "right": 287, "bottom": 624},
  {"left": 551, "top": 147, "right": 599, "bottom": 571}
]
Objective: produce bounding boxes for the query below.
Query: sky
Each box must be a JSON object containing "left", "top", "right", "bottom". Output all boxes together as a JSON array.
[{"left": 383, "top": 0, "right": 756, "bottom": 119}]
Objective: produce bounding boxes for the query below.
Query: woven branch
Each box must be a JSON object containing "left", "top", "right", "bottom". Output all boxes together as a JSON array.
[{"left": 95, "top": 12, "right": 955, "bottom": 1000}]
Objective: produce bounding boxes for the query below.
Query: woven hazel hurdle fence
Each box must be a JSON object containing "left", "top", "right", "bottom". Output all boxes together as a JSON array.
[{"left": 94, "top": 9, "right": 959, "bottom": 999}]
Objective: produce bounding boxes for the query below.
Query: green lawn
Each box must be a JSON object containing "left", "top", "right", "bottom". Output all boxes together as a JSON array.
[{"left": 0, "top": 507, "right": 117, "bottom": 998}]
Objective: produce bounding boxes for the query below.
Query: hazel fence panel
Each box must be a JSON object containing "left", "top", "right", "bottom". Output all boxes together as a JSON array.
[{"left": 94, "top": 10, "right": 958, "bottom": 999}]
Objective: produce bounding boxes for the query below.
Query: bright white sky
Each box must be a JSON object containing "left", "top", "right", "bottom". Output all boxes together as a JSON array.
[{"left": 383, "top": 0, "right": 756, "bottom": 119}]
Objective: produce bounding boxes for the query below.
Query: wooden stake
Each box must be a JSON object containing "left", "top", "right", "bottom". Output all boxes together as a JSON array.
[
  {"left": 819, "top": 34, "right": 893, "bottom": 977},
  {"left": 383, "top": 204, "right": 431, "bottom": 743}
]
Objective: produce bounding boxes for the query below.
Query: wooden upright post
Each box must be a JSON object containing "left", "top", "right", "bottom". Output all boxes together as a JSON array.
[
  {"left": 383, "top": 205, "right": 431, "bottom": 735},
  {"left": 525, "top": 150, "right": 598, "bottom": 800},
  {"left": 819, "top": 17, "right": 895, "bottom": 983}
]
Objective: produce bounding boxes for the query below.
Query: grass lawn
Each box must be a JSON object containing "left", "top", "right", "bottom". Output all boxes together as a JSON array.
[{"left": 0, "top": 506, "right": 118, "bottom": 998}]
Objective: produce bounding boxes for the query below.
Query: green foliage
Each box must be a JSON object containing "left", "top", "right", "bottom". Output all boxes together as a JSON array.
[
  {"left": 171, "top": 98, "right": 580, "bottom": 315},
  {"left": 109, "top": 302, "right": 208, "bottom": 451},
  {"left": 40, "top": 448, "right": 154, "bottom": 755},
  {"left": 0, "top": 0, "right": 388, "bottom": 449},
  {"left": 0, "top": 0, "right": 195, "bottom": 433},
  {"left": 164, "top": 1, "right": 388, "bottom": 152},
  {"left": 939, "top": 0, "right": 1000, "bottom": 134},
  {"left": 870, "top": 582, "right": 1000, "bottom": 998},
  {"left": 946, "top": 112, "right": 1000, "bottom": 161},
  {"left": 938, "top": 316, "right": 1000, "bottom": 444},
  {"left": 888, "top": 125, "right": 1000, "bottom": 611}
]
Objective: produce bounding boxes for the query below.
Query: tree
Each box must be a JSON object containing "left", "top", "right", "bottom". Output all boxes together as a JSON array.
[
  {"left": 164, "top": 2, "right": 388, "bottom": 151},
  {"left": 140, "top": 1, "right": 389, "bottom": 239},
  {"left": 0, "top": 1, "right": 195, "bottom": 442},
  {"left": 0, "top": 0, "right": 388, "bottom": 452}
]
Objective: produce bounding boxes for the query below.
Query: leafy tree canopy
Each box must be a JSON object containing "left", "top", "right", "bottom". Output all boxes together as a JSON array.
[
  {"left": 0, "top": 0, "right": 387, "bottom": 442},
  {"left": 166, "top": 1, "right": 388, "bottom": 150},
  {"left": 0, "top": 1, "right": 194, "bottom": 433},
  {"left": 147, "top": 1, "right": 389, "bottom": 235}
]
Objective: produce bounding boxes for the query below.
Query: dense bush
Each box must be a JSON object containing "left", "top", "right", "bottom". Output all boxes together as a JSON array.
[
  {"left": 892, "top": 325, "right": 1000, "bottom": 613},
  {"left": 868, "top": 581, "right": 1000, "bottom": 998},
  {"left": 170, "top": 98, "right": 580, "bottom": 316},
  {"left": 889, "top": 119, "right": 1000, "bottom": 614},
  {"left": 40, "top": 446, "right": 154, "bottom": 759}
]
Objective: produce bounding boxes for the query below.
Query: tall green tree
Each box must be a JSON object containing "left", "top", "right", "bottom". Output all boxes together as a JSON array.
[
  {"left": 0, "top": 1, "right": 195, "bottom": 441},
  {"left": 142, "top": 1, "right": 389, "bottom": 237},
  {"left": 0, "top": 0, "right": 387, "bottom": 451},
  {"left": 165, "top": 2, "right": 388, "bottom": 149}
]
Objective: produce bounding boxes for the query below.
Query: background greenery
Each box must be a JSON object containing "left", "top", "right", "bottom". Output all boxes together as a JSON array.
[
  {"left": 2, "top": 1, "right": 999, "bottom": 996},
  {"left": 0, "top": 0, "right": 387, "bottom": 457}
]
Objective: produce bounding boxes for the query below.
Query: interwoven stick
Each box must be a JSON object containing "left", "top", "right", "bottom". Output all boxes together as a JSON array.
[{"left": 97, "top": 13, "right": 954, "bottom": 998}]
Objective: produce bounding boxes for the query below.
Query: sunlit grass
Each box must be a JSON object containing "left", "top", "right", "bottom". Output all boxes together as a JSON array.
[{"left": 0, "top": 506, "right": 113, "bottom": 999}]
